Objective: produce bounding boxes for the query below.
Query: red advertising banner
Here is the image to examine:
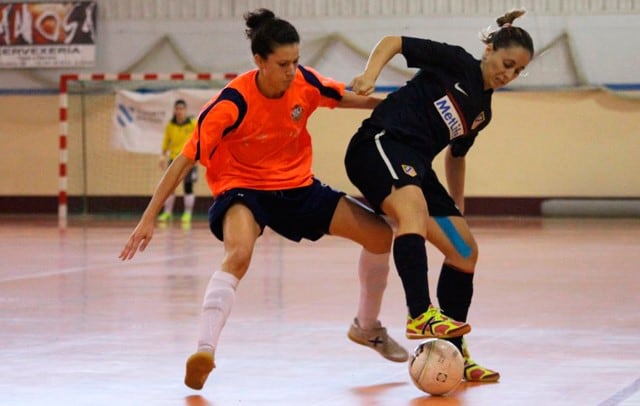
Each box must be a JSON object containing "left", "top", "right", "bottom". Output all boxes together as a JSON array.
[{"left": 0, "top": 1, "right": 96, "bottom": 68}]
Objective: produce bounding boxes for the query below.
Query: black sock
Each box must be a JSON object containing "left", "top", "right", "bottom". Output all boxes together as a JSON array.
[
  {"left": 437, "top": 263, "right": 474, "bottom": 352},
  {"left": 393, "top": 234, "right": 430, "bottom": 318}
]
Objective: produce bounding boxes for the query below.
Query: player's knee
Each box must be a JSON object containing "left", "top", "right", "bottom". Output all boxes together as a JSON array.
[
  {"left": 464, "top": 243, "right": 479, "bottom": 268},
  {"left": 365, "top": 237, "right": 391, "bottom": 255},
  {"left": 392, "top": 203, "right": 429, "bottom": 235},
  {"left": 363, "top": 221, "right": 393, "bottom": 254},
  {"left": 447, "top": 242, "right": 478, "bottom": 272},
  {"left": 222, "top": 246, "right": 253, "bottom": 277},
  {"left": 469, "top": 241, "right": 479, "bottom": 263}
]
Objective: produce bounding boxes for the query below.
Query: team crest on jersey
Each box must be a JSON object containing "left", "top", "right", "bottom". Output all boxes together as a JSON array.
[
  {"left": 402, "top": 164, "right": 417, "bottom": 177},
  {"left": 291, "top": 104, "right": 303, "bottom": 121},
  {"left": 471, "top": 111, "right": 486, "bottom": 130}
]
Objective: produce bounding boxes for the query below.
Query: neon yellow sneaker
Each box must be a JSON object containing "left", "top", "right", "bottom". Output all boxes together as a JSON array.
[
  {"left": 184, "top": 351, "right": 215, "bottom": 390},
  {"left": 461, "top": 338, "right": 500, "bottom": 382},
  {"left": 406, "top": 305, "right": 471, "bottom": 339},
  {"left": 347, "top": 318, "right": 409, "bottom": 362},
  {"left": 158, "top": 212, "right": 172, "bottom": 222},
  {"left": 181, "top": 212, "right": 192, "bottom": 223}
]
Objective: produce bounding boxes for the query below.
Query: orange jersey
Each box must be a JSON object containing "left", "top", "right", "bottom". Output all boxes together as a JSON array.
[{"left": 182, "top": 66, "right": 345, "bottom": 197}]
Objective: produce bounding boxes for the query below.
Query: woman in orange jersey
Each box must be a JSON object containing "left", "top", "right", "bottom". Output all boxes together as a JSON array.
[{"left": 120, "top": 8, "right": 408, "bottom": 390}]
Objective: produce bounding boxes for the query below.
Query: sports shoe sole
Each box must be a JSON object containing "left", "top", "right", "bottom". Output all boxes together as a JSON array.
[
  {"left": 347, "top": 329, "right": 409, "bottom": 363},
  {"left": 184, "top": 352, "right": 215, "bottom": 390}
]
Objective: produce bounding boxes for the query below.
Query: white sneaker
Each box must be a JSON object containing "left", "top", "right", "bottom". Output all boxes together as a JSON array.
[{"left": 348, "top": 318, "right": 409, "bottom": 362}]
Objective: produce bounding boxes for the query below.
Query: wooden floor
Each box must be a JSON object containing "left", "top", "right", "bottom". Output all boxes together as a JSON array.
[{"left": 1, "top": 215, "right": 639, "bottom": 406}]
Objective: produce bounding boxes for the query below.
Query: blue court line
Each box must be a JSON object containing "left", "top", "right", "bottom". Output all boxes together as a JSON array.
[
  {"left": 598, "top": 377, "right": 640, "bottom": 406},
  {"left": 433, "top": 216, "right": 472, "bottom": 259}
]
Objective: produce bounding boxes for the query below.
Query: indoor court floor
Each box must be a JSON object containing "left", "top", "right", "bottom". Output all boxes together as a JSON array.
[{"left": 1, "top": 215, "right": 639, "bottom": 406}]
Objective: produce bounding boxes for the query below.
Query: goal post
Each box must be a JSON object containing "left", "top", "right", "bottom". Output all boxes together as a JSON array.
[{"left": 58, "top": 72, "right": 236, "bottom": 228}]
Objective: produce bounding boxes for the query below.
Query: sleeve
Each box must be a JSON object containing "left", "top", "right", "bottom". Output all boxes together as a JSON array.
[
  {"left": 401, "top": 37, "right": 469, "bottom": 71},
  {"left": 298, "top": 65, "right": 346, "bottom": 109},
  {"left": 181, "top": 93, "right": 241, "bottom": 164},
  {"left": 449, "top": 133, "right": 477, "bottom": 157}
]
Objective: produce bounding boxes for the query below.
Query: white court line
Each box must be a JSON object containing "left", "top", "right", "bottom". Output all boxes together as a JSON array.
[
  {"left": 0, "top": 253, "right": 197, "bottom": 284},
  {"left": 599, "top": 378, "right": 640, "bottom": 406}
]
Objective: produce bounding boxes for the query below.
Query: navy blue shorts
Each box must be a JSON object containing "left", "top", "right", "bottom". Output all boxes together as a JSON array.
[
  {"left": 208, "top": 178, "right": 345, "bottom": 242},
  {"left": 345, "top": 131, "right": 461, "bottom": 217}
]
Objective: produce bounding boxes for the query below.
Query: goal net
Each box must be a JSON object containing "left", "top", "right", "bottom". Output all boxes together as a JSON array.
[{"left": 58, "top": 73, "right": 236, "bottom": 227}]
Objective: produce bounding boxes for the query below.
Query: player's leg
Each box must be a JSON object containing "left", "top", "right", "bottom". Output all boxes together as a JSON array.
[
  {"left": 185, "top": 200, "right": 261, "bottom": 390},
  {"left": 158, "top": 159, "right": 176, "bottom": 221},
  {"left": 328, "top": 195, "right": 408, "bottom": 362},
  {"left": 380, "top": 187, "right": 471, "bottom": 340},
  {"left": 425, "top": 215, "right": 499, "bottom": 382},
  {"left": 181, "top": 166, "right": 197, "bottom": 223},
  {"left": 425, "top": 214, "right": 477, "bottom": 331},
  {"left": 345, "top": 134, "right": 469, "bottom": 340},
  {"left": 158, "top": 194, "right": 176, "bottom": 221}
]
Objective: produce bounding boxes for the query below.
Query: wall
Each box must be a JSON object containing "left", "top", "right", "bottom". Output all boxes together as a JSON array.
[
  {"left": 311, "top": 89, "right": 640, "bottom": 197},
  {"left": 1, "top": 1, "right": 639, "bottom": 214},
  {"left": 1, "top": 88, "right": 638, "bottom": 202}
]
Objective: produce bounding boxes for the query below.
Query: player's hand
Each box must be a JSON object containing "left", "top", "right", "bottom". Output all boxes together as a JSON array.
[
  {"left": 119, "top": 219, "right": 155, "bottom": 260},
  {"left": 159, "top": 156, "right": 168, "bottom": 170},
  {"left": 350, "top": 73, "right": 376, "bottom": 96}
]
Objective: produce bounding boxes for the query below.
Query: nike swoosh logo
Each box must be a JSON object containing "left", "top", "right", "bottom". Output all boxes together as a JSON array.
[{"left": 454, "top": 82, "right": 468, "bottom": 96}]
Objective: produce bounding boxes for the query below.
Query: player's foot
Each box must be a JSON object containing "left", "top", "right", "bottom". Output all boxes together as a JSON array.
[
  {"left": 181, "top": 212, "right": 192, "bottom": 223},
  {"left": 348, "top": 318, "right": 409, "bottom": 362},
  {"left": 461, "top": 338, "right": 500, "bottom": 382},
  {"left": 158, "top": 212, "right": 173, "bottom": 222},
  {"left": 406, "top": 305, "right": 471, "bottom": 339},
  {"left": 184, "top": 351, "right": 215, "bottom": 390}
]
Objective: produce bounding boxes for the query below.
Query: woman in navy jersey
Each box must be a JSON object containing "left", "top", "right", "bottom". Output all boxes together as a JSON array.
[{"left": 345, "top": 10, "right": 534, "bottom": 382}]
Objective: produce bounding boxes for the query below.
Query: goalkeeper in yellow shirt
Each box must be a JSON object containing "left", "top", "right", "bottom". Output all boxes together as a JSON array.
[{"left": 158, "top": 99, "right": 198, "bottom": 223}]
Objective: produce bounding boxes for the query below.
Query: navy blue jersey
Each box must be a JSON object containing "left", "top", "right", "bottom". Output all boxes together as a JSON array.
[{"left": 351, "top": 37, "right": 494, "bottom": 160}]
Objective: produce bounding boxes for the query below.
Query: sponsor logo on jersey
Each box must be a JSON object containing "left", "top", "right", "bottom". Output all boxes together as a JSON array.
[
  {"left": 291, "top": 104, "right": 303, "bottom": 121},
  {"left": 454, "top": 82, "right": 469, "bottom": 96},
  {"left": 471, "top": 111, "right": 486, "bottom": 130},
  {"left": 402, "top": 164, "right": 417, "bottom": 177},
  {"left": 434, "top": 95, "right": 464, "bottom": 139}
]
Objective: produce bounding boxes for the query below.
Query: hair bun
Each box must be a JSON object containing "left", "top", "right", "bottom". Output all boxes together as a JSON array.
[{"left": 496, "top": 9, "right": 526, "bottom": 27}]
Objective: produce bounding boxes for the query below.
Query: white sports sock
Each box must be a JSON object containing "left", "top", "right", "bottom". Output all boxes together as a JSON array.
[
  {"left": 197, "top": 271, "right": 239, "bottom": 353},
  {"left": 356, "top": 249, "right": 390, "bottom": 330},
  {"left": 184, "top": 194, "right": 195, "bottom": 215},
  {"left": 163, "top": 194, "right": 176, "bottom": 214}
]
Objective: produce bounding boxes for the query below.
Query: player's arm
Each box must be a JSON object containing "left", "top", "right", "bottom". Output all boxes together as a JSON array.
[
  {"left": 119, "top": 154, "right": 195, "bottom": 260},
  {"left": 350, "top": 36, "right": 402, "bottom": 96},
  {"left": 337, "top": 90, "right": 382, "bottom": 109},
  {"left": 160, "top": 125, "right": 172, "bottom": 169},
  {"left": 445, "top": 146, "right": 466, "bottom": 214}
]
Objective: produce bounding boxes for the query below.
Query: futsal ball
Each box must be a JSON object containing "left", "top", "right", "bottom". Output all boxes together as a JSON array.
[{"left": 408, "top": 338, "right": 464, "bottom": 396}]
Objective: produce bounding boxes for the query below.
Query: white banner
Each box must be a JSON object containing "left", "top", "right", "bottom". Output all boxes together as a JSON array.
[{"left": 111, "top": 88, "right": 216, "bottom": 154}]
